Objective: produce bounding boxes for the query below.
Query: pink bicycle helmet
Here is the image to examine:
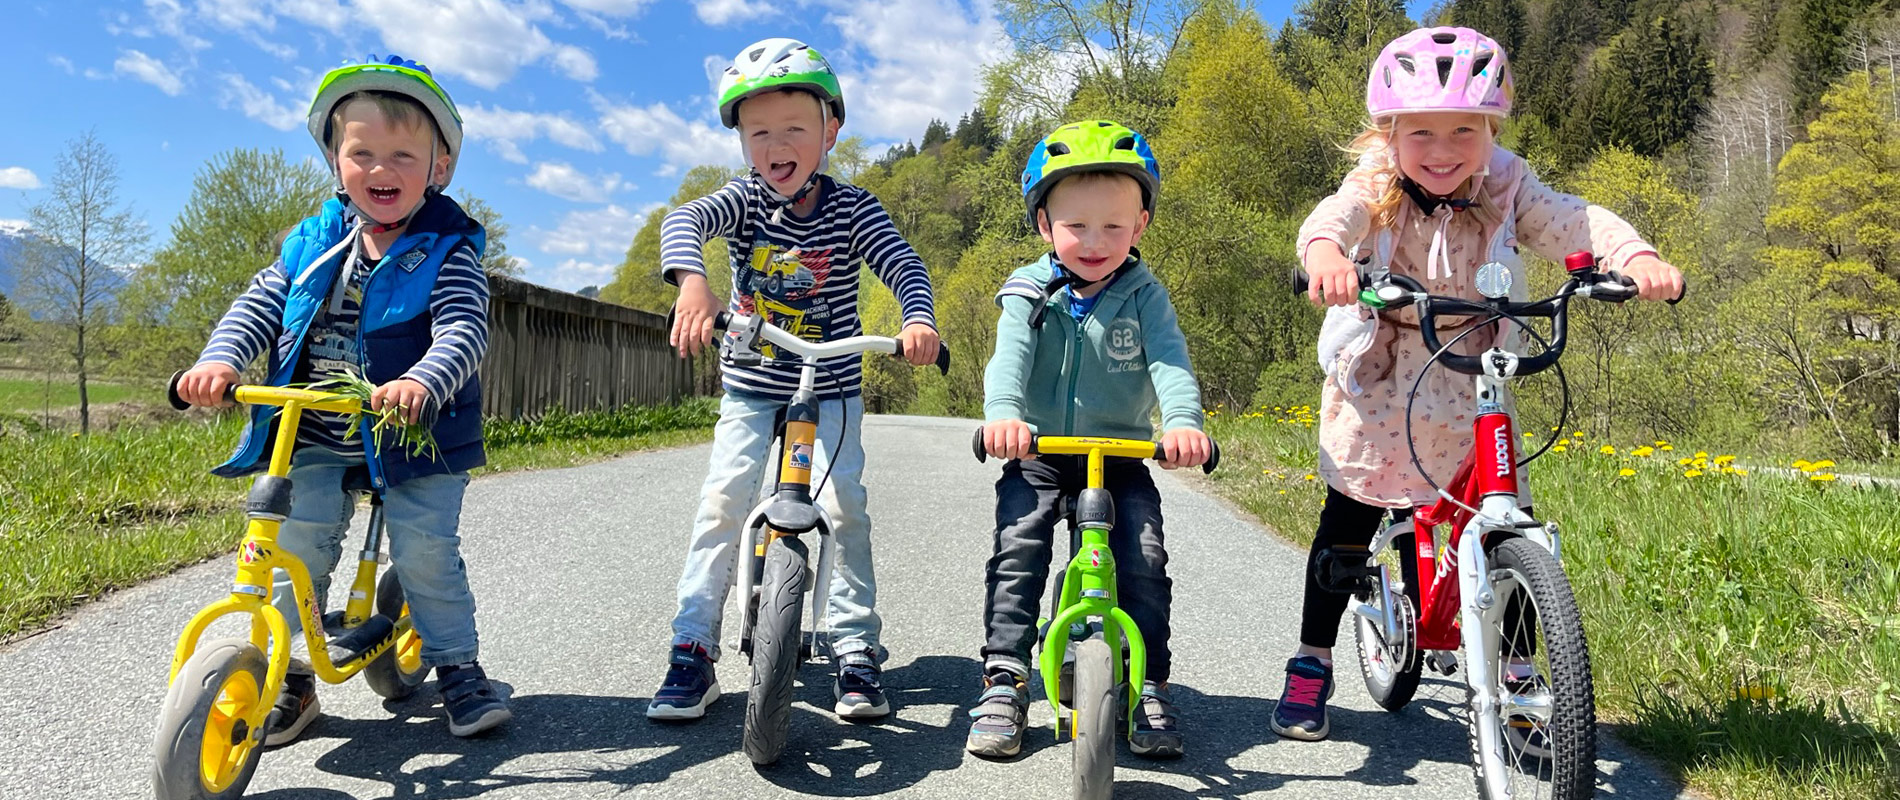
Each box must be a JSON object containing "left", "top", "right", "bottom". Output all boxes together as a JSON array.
[{"left": 1366, "top": 27, "right": 1512, "bottom": 120}]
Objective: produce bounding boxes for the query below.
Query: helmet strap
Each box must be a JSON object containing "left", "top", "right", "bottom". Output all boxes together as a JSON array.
[
  {"left": 1027, "top": 252, "right": 1137, "bottom": 329},
  {"left": 744, "top": 101, "right": 831, "bottom": 225}
]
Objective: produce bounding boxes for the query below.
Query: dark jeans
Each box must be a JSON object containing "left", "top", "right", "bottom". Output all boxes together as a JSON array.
[
  {"left": 983, "top": 455, "right": 1174, "bottom": 683},
  {"left": 1301, "top": 486, "right": 1535, "bottom": 657}
]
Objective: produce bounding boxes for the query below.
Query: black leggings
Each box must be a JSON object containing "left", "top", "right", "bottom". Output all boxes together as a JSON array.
[{"left": 1299, "top": 486, "right": 1536, "bottom": 654}]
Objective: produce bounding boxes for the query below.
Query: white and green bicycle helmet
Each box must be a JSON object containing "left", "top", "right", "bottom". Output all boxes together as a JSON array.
[
  {"left": 308, "top": 54, "right": 465, "bottom": 190},
  {"left": 716, "top": 38, "right": 845, "bottom": 129}
]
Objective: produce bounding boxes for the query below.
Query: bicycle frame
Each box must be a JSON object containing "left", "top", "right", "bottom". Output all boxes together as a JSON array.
[
  {"left": 1030, "top": 436, "right": 1165, "bottom": 735},
  {"left": 165, "top": 386, "right": 413, "bottom": 738}
]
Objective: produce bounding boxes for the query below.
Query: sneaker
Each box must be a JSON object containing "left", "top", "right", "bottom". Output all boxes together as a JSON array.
[
  {"left": 965, "top": 668, "right": 1030, "bottom": 758},
  {"left": 263, "top": 661, "right": 320, "bottom": 747},
  {"left": 646, "top": 642, "right": 719, "bottom": 720},
  {"left": 833, "top": 652, "right": 891, "bottom": 719},
  {"left": 1271, "top": 655, "right": 1334, "bottom": 741},
  {"left": 1128, "top": 681, "right": 1184, "bottom": 758},
  {"left": 1502, "top": 662, "right": 1552, "bottom": 760},
  {"left": 437, "top": 662, "right": 512, "bottom": 737}
]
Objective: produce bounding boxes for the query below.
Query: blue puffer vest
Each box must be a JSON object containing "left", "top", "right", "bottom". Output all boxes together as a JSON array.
[{"left": 213, "top": 194, "right": 487, "bottom": 488}]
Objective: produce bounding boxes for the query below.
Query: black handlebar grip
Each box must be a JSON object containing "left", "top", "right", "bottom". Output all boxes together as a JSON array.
[
  {"left": 167, "top": 370, "right": 236, "bottom": 410},
  {"left": 166, "top": 370, "right": 190, "bottom": 411},
  {"left": 1290, "top": 268, "right": 1309, "bottom": 296},
  {"left": 891, "top": 341, "right": 955, "bottom": 376},
  {"left": 972, "top": 425, "right": 987, "bottom": 463},
  {"left": 1204, "top": 439, "right": 1222, "bottom": 474},
  {"left": 714, "top": 310, "right": 733, "bottom": 330}
]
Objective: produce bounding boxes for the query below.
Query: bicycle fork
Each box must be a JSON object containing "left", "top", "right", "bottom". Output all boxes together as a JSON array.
[{"left": 1041, "top": 449, "right": 1147, "bottom": 734}]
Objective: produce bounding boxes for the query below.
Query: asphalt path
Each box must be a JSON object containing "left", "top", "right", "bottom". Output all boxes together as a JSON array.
[{"left": 0, "top": 414, "right": 1691, "bottom": 799}]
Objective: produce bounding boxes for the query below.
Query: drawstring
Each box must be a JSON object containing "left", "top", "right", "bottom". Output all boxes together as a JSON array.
[
  {"left": 327, "top": 220, "right": 370, "bottom": 314},
  {"left": 1426, "top": 210, "right": 1453, "bottom": 281},
  {"left": 1400, "top": 177, "right": 1477, "bottom": 281}
]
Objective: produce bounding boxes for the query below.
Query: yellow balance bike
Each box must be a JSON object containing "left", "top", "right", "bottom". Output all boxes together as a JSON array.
[{"left": 152, "top": 373, "right": 428, "bottom": 800}]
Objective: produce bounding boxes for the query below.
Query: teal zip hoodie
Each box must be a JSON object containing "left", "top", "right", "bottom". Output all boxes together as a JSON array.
[{"left": 983, "top": 253, "right": 1203, "bottom": 440}]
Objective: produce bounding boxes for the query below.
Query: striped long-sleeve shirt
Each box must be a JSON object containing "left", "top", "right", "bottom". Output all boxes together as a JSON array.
[
  {"left": 660, "top": 174, "right": 936, "bottom": 400},
  {"left": 197, "top": 242, "right": 490, "bottom": 453}
]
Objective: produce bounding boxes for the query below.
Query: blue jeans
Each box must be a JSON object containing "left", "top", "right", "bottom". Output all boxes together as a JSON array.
[
  {"left": 270, "top": 446, "right": 479, "bottom": 667},
  {"left": 671, "top": 391, "right": 876, "bottom": 662}
]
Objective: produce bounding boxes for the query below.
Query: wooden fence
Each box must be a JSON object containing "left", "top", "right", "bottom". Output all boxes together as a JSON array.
[{"left": 482, "top": 274, "right": 699, "bottom": 419}]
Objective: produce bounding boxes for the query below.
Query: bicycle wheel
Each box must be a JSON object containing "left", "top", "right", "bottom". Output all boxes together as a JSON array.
[
  {"left": 363, "top": 570, "right": 429, "bottom": 700},
  {"left": 743, "top": 535, "right": 810, "bottom": 766},
  {"left": 1468, "top": 537, "right": 1596, "bottom": 800},
  {"left": 1355, "top": 567, "right": 1421, "bottom": 711},
  {"left": 1070, "top": 636, "right": 1116, "bottom": 800},
  {"left": 152, "top": 637, "right": 270, "bottom": 800}
]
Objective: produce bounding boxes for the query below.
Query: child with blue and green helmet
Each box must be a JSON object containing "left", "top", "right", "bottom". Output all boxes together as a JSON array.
[
  {"left": 174, "top": 54, "right": 509, "bottom": 742},
  {"left": 967, "top": 121, "right": 1213, "bottom": 759},
  {"left": 647, "top": 38, "right": 940, "bottom": 723}
]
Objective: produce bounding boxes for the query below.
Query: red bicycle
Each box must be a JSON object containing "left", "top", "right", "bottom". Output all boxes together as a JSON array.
[{"left": 1298, "top": 252, "right": 1682, "bottom": 800}]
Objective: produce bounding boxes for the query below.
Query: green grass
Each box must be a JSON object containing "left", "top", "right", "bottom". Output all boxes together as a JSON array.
[
  {"left": 0, "top": 398, "right": 718, "bottom": 641},
  {"left": 1203, "top": 405, "right": 1900, "bottom": 799},
  {"left": 0, "top": 375, "right": 143, "bottom": 413}
]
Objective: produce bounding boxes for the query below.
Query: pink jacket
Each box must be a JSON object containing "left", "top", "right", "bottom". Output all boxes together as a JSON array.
[{"left": 1296, "top": 144, "right": 1657, "bottom": 506}]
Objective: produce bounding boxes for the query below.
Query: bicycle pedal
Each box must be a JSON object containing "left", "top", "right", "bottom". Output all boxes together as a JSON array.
[{"left": 1425, "top": 651, "right": 1459, "bottom": 676}]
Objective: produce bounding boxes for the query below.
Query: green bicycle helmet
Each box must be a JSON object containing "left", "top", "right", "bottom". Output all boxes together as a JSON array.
[
  {"left": 716, "top": 38, "right": 845, "bottom": 129},
  {"left": 308, "top": 54, "right": 464, "bottom": 189},
  {"left": 1020, "top": 120, "right": 1160, "bottom": 227}
]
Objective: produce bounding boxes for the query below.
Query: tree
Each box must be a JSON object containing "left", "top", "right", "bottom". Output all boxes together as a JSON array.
[
  {"left": 1558, "top": 12, "right": 1714, "bottom": 164},
  {"left": 456, "top": 193, "right": 522, "bottom": 276},
  {"left": 18, "top": 132, "right": 148, "bottom": 435},
  {"left": 120, "top": 148, "right": 330, "bottom": 372},
  {"left": 921, "top": 118, "right": 952, "bottom": 150},
  {"left": 0, "top": 292, "right": 13, "bottom": 341},
  {"left": 829, "top": 136, "right": 870, "bottom": 183},
  {"left": 1449, "top": 0, "right": 1527, "bottom": 52},
  {"left": 599, "top": 164, "right": 744, "bottom": 313}
]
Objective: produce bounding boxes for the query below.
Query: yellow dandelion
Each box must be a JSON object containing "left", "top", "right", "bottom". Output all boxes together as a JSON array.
[
  {"left": 1573, "top": 431, "right": 1586, "bottom": 439},
  {"left": 1632, "top": 446, "right": 1654, "bottom": 457},
  {"left": 1618, "top": 468, "right": 1636, "bottom": 477},
  {"left": 1694, "top": 451, "right": 1709, "bottom": 459},
  {"left": 1660, "top": 445, "right": 1674, "bottom": 451},
  {"left": 1654, "top": 440, "right": 1668, "bottom": 447},
  {"left": 1278, "top": 490, "right": 1287, "bottom": 495},
  {"left": 1812, "top": 460, "right": 1836, "bottom": 470},
  {"left": 1732, "top": 468, "right": 1749, "bottom": 476},
  {"left": 1810, "top": 473, "right": 1838, "bottom": 483},
  {"left": 1714, "top": 455, "right": 1735, "bottom": 466},
  {"left": 1552, "top": 445, "right": 1568, "bottom": 453},
  {"left": 1558, "top": 438, "right": 1572, "bottom": 447},
  {"left": 1303, "top": 474, "right": 1317, "bottom": 481},
  {"left": 1599, "top": 445, "right": 1616, "bottom": 455},
  {"left": 1793, "top": 459, "right": 1812, "bottom": 471},
  {"left": 1677, "top": 457, "right": 1694, "bottom": 466},
  {"left": 1684, "top": 469, "right": 1704, "bottom": 478}
]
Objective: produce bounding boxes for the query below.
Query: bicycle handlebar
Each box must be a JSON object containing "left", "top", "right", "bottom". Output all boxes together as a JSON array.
[
  {"left": 166, "top": 370, "right": 434, "bottom": 425},
  {"left": 970, "top": 425, "right": 1222, "bottom": 474},
  {"left": 1290, "top": 253, "right": 1687, "bottom": 378},
  {"left": 708, "top": 310, "right": 953, "bottom": 376}
]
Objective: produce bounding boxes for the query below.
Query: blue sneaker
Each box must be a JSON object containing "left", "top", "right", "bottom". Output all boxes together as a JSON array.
[
  {"left": 1270, "top": 656, "right": 1334, "bottom": 741},
  {"left": 646, "top": 642, "right": 719, "bottom": 720},
  {"left": 833, "top": 652, "right": 891, "bottom": 719},
  {"left": 436, "top": 662, "right": 511, "bottom": 737}
]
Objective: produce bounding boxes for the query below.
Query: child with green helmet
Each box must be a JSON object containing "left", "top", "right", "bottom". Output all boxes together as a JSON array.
[
  {"left": 967, "top": 120, "right": 1212, "bottom": 759},
  {"left": 647, "top": 38, "right": 940, "bottom": 723},
  {"left": 174, "top": 54, "right": 509, "bottom": 742}
]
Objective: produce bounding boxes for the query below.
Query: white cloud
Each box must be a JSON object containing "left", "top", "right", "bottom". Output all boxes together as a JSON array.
[
  {"left": 544, "top": 258, "right": 618, "bottom": 291},
  {"left": 558, "top": 0, "right": 657, "bottom": 14},
  {"left": 525, "top": 161, "right": 626, "bottom": 203},
  {"left": 530, "top": 202, "right": 657, "bottom": 261},
  {"left": 695, "top": 0, "right": 771, "bottom": 26},
  {"left": 594, "top": 97, "right": 740, "bottom": 174},
  {"left": 274, "top": 0, "right": 351, "bottom": 35},
  {"left": 574, "top": 10, "right": 635, "bottom": 40},
  {"left": 198, "top": 0, "right": 274, "bottom": 32},
  {"left": 218, "top": 74, "right": 304, "bottom": 131},
  {"left": 0, "top": 168, "right": 42, "bottom": 190},
  {"left": 48, "top": 55, "right": 75, "bottom": 75},
  {"left": 822, "top": 0, "right": 1012, "bottom": 140},
  {"left": 138, "top": 0, "right": 212, "bottom": 50},
  {"left": 351, "top": 0, "right": 596, "bottom": 88},
  {"left": 463, "top": 104, "right": 603, "bottom": 164},
  {"left": 115, "top": 50, "right": 186, "bottom": 95},
  {"left": 0, "top": 219, "right": 31, "bottom": 236},
  {"left": 551, "top": 45, "right": 599, "bottom": 82}
]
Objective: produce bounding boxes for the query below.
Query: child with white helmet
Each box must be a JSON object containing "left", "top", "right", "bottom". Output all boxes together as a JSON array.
[
  {"left": 648, "top": 38, "right": 940, "bottom": 722},
  {"left": 175, "top": 54, "right": 509, "bottom": 742},
  {"left": 1273, "top": 27, "right": 1683, "bottom": 742}
]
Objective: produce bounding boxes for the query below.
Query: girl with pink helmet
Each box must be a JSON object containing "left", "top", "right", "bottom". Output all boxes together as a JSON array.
[{"left": 1272, "top": 27, "right": 1684, "bottom": 742}]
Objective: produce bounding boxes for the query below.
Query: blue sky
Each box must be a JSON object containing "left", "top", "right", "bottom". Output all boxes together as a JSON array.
[{"left": 0, "top": 0, "right": 1430, "bottom": 292}]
